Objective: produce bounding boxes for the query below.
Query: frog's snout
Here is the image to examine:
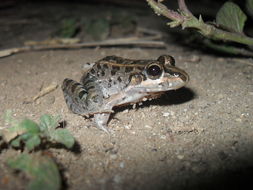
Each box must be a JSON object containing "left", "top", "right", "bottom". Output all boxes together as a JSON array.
[{"left": 179, "top": 71, "right": 189, "bottom": 83}]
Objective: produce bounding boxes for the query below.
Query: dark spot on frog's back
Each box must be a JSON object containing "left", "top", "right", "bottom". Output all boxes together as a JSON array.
[
  {"left": 96, "top": 64, "right": 101, "bottom": 70},
  {"left": 63, "top": 79, "right": 73, "bottom": 89},
  {"left": 125, "top": 67, "right": 133, "bottom": 73},
  {"left": 117, "top": 76, "right": 122, "bottom": 82},
  {"left": 111, "top": 66, "right": 120, "bottom": 76},
  {"left": 101, "top": 70, "right": 105, "bottom": 76},
  {"left": 90, "top": 68, "right": 95, "bottom": 74},
  {"left": 86, "top": 85, "right": 95, "bottom": 91},
  {"left": 103, "top": 64, "right": 109, "bottom": 69},
  {"left": 71, "top": 82, "right": 80, "bottom": 93}
]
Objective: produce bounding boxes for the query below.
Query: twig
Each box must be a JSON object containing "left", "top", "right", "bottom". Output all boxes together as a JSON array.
[
  {"left": 231, "top": 58, "right": 253, "bottom": 66},
  {"left": 0, "top": 38, "right": 165, "bottom": 58},
  {"left": 147, "top": 0, "right": 253, "bottom": 46},
  {"left": 178, "top": 0, "right": 192, "bottom": 16},
  {"left": 203, "top": 39, "right": 253, "bottom": 57},
  {"left": 33, "top": 82, "right": 58, "bottom": 101}
]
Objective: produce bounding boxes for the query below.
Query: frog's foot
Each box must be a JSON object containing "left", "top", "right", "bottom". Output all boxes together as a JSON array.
[{"left": 93, "top": 113, "right": 111, "bottom": 134}]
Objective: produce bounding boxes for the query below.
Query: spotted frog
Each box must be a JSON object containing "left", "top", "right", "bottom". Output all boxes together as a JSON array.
[{"left": 62, "top": 55, "right": 189, "bottom": 133}]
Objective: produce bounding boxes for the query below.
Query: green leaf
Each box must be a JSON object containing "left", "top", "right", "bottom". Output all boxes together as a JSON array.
[
  {"left": 25, "top": 135, "right": 41, "bottom": 151},
  {"left": 19, "top": 119, "right": 40, "bottom": 134},
  {"left": 39, "top": 114, "right": 61, "bottom": 131},
  {"left": 10, "top": 136, "right": 21, "bottom": 147},
  {"left": 86, "top": 18, "right": 110, "bottom": 41},
  {"left": 55, "top": 18, "right": 79, "bottom": 38},
  {"left": 216, "top": 2, "right": 247, "bottom": 33},
  {"left": 8, "top": 152, "right": 61, "bottom": 190},
  {"left": 50, "top": 129, "right": 75, "bottom": 149},
  {"left": 246, "top": 0, "right": 253, "bottom": 18}
]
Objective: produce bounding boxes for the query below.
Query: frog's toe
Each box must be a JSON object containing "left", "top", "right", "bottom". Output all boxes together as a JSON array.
[
  {"left": 93, "top": 113, "right": 111, "bottom": 133},
  {"left": 96, "top": 124, "right": 111, "bottom": 134}
]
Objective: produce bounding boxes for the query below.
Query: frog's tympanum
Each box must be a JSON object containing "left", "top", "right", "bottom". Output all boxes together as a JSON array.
[{"left": 62, "top": 55, "right": 189, "bottom": 133}]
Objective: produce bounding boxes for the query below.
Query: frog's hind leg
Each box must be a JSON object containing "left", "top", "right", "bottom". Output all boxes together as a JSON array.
[{"left": 62, "top": 78, "right": 89, "bottom": 115}]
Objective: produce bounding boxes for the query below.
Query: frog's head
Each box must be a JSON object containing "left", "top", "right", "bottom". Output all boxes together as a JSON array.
[{"left": 131, "top": 55, "right": 189, "bottom": 93}]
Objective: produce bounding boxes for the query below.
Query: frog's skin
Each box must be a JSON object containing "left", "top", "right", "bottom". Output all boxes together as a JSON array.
[{"left": 62, "top": 55, "right": 189, "bottom": 133}]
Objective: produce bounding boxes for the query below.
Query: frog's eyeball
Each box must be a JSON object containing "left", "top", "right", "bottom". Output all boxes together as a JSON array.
[{"left": 146, "top": 64, "right": 162, "bottom": 79}]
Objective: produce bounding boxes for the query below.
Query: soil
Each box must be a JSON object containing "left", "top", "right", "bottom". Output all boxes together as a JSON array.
[{"left": 0, "top": 2, "right": 253, "bottom": 190}]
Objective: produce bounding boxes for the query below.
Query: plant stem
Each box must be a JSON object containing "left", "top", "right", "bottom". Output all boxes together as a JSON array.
[{"left": 147, "top": 0, "right": 253, "bottom": 46}]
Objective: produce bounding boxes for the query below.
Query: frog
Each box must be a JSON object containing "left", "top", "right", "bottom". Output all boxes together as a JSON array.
[{"left": 62, "top": 55, "right": 189, "bottom": 133}]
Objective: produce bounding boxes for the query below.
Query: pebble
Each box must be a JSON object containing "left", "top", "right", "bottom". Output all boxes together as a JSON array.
[
  {"left": 1, "top": 80, "right": 7, "bottom": 86},
  {"left": 235, "top": 118, "right": 242, "bottom": 122},
  {"left": 124, "top": 125, "right": 132, "bottom": 130},
  {"left": 119, "top": 162, "right": 125, "bottom": 168},
  {"left": 177, "top": 155, "right": 184, "bottom": 160},
  {"left": 162, "top": 112, "right": 170, "bottom": 117},
  {"left": 217, "top": 94, "right": 224, "bottom": 99},
  {"left": 122, "top": 109, "right": 129, "bottom": 113},
  {"left": 189, "top": 55, "right": 201, "bottom": 63},
  {"left": 160, "top": 135, "right": 166, "bottom": 139},
  {"left": 110, "top": 154, "right": 118, "bottom": 160}
]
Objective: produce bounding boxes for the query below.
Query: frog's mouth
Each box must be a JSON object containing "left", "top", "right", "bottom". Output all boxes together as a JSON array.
[{"left": 137, "top": 74, "right": 189, "bottom": 93}]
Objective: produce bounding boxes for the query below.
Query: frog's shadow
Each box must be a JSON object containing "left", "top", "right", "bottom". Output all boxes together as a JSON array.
[{"left": 113, "top": 87, "right": 195, "bottom": 114}]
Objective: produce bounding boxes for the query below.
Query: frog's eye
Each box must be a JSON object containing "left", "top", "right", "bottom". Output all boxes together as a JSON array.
[{"left": 146, "top": 64, "right": 163, "bottom": 79}]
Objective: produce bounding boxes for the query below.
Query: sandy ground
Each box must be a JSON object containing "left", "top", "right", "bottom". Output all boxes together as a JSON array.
[{"left": 0, "top": 2, "right": 253, "bottom": 190}]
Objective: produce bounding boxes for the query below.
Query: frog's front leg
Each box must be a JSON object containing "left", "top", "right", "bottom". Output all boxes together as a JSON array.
[{"left": 93, "top": 113, "right": 111, "bottom": 133}]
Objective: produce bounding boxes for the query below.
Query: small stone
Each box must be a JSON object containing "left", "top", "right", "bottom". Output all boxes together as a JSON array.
[
  {"left": 189, "top": 55, "right": 201, "bottom": 63},
  {"left": 160, "top": 135, "right": 166, "bottom": 139},
  {"left": 217, "top": 94, "right": 224, "bottom": 99},
  {"left": 1, "top": 80, "right": 7, "bottom": 86},
  {"left": 119, "top": 162, "right": 125, "bottom": 168},
  {"left": 110, "top": 154, "right": 118, "bottom": 160},
  {"left": 142, "top": 97, "right": 147, "bottom": 101},
  {"left": 122, "top": 109, "right": 129, "bottom": 113},
  {"left": 163, "top": 112, "right": 170, "bottom": 117},
  {"left": 124, "top": 125, "right": 132, "bottom": 129},
  {"left": 235, "top": 118, "right": 242, "bottom": 122},
  {"left": 144, "top": 125, "right": 152, "bottom": 128},
  {"left": 177, "top": 155, "right": 184, "bottom": 160}
]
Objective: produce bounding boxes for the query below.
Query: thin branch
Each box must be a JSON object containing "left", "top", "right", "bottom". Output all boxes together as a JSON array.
[
  {"left": 0, "top": 38, "right": 166, "bottom": 58},
  {"left": 178, "top": 0, "right": 192, "bottom": 16},
  {"left": 147, "top": 0, "right": 185, "bottom": 23},
  {"left": 147, "top": 0, "right": 253, "bottom": 46},
  {"left": 203, "top": 39, "right": 253, "bottom": 56}
]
